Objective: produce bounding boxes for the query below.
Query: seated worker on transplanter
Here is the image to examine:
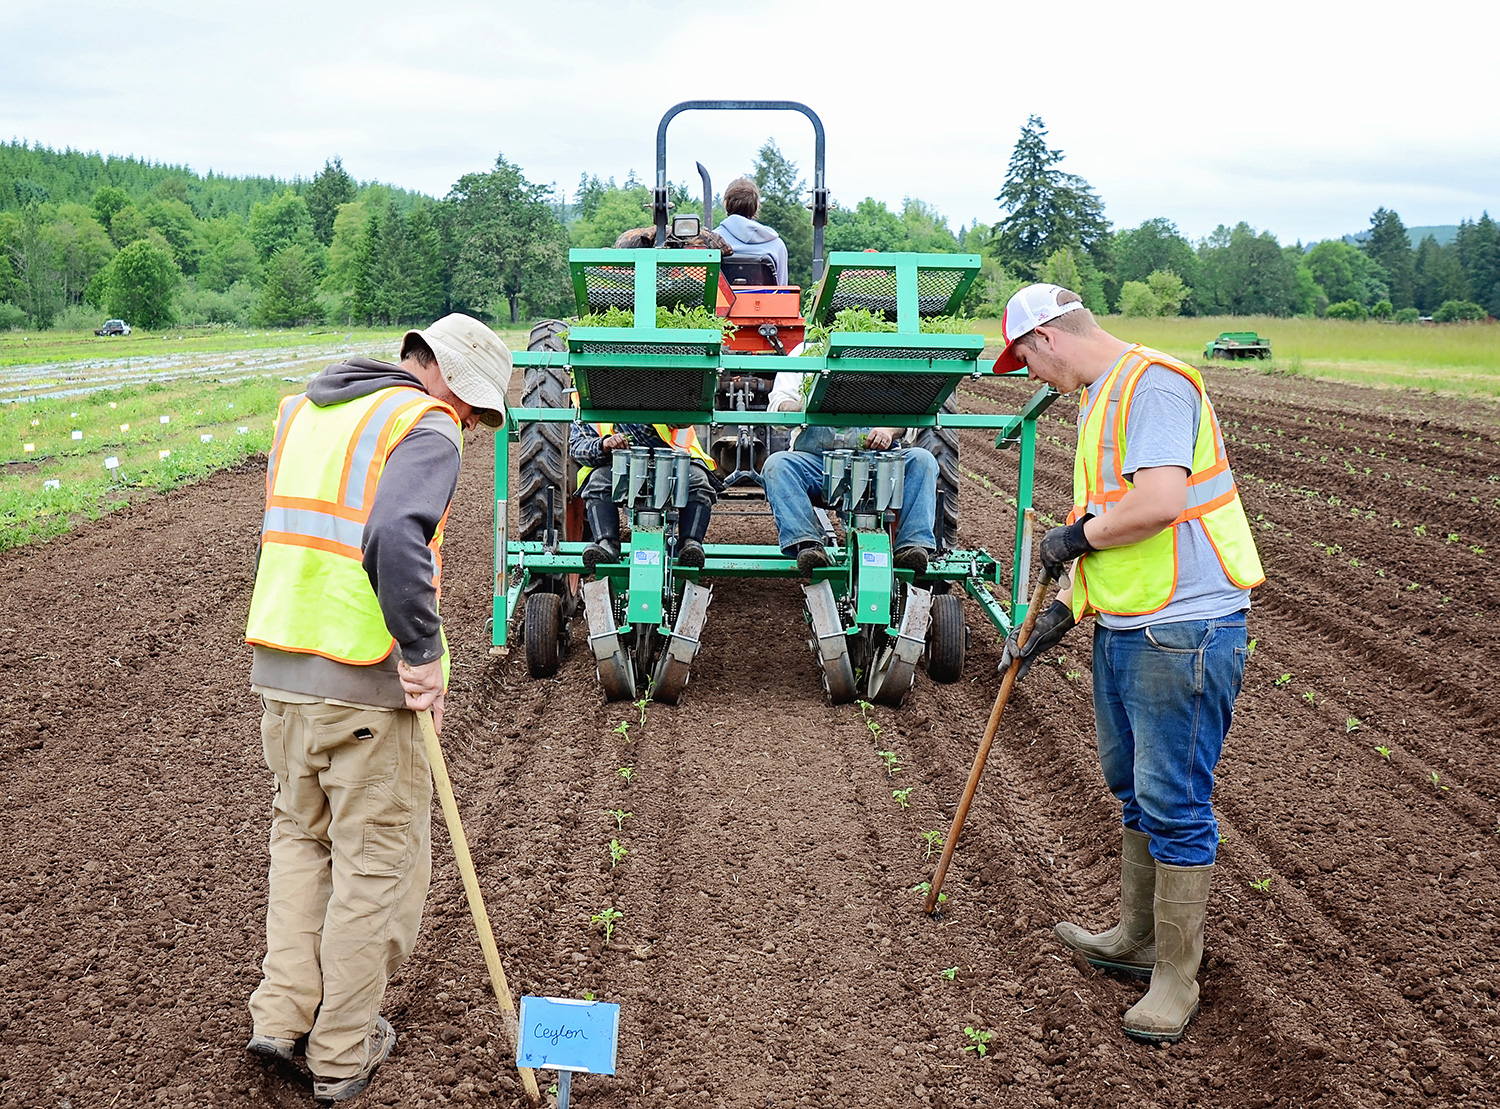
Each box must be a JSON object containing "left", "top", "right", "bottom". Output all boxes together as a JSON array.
[
  {"left": 569, "top": 420, "right": 717, "bottom": 574},
  {"left": 713, "top": 178, "right": 789, "bottom": 285},
  {"left": 761, "top": 368, "right": 938, "bottom": 577}
]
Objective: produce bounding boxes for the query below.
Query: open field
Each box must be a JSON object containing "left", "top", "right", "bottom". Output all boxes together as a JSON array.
[
  {"left": 974, "top": 316, "right": 1500, "bottom": 399},
  {"left": 1, "top": 348, "right": 1498, "bottom": 1106}
]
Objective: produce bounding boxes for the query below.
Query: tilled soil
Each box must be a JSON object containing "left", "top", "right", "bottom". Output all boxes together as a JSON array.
[{"left": 1, "top": 362, "right": 1498, "bottom": 1108}]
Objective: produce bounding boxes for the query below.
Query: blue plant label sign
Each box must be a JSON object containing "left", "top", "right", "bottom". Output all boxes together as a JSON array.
[
  {"left": 517, "top": 996, "right": 620, "bottom": 1074},
  {"left": 862, "top": 550, "right": 889, "bottom": 567},
  {"left": 633, "top": 549, "right": 660, "bottom": 565}
]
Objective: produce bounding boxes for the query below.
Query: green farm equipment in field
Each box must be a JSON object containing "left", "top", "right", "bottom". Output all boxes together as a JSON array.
[
  {"left": 490, "top": 101, "right": 1059, "bottom": 707},
  {"left": 1204, "top": 331, "right": 1272, "bottom": 360}
]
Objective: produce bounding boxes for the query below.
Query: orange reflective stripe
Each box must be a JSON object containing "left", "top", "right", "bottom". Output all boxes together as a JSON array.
[{"left": 260, "top": 530, "right": 363, "bottom": 561}]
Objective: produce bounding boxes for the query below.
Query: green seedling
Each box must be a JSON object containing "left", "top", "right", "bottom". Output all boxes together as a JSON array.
[
  {"left": 962, "top": 1026, "right": 994, "bottom": 1057},
  {"left": 613, "top": 719, "right": 632, "bottom": 742},
  {"left": 608, "top": 808, "right": 633, "bottom": 831},
  {"left": 1302, "top": 689, "right": 1317, "bottom": 705},
  {"left": 590, "top": 906, "right": 623, "bottom": 944},
  {"left": 1345, "top": 716, "right": 1361, "bottom": 733},
  {"left": 876, "top": 749, "right": 901, "bottom": 776},
  {"left": 919, "top": 829, "right": 945, "bottom": 860},
  {"left": 910, "top": 881, "right": 946, "bottom": 906},
  {"left": 633, "top": 694, "right": 650, "bottom": 726},
  {"left": 1274, "top": 673, "right": 1292, "bottom": 687},
  {"left": 1065, "top": 669, "right": 1082, "bottom": 682},
  {"left": 1250, "top": 877, "right": 1272, "bottom": 893},
  {"left": 856, "top": 699, "right": 883, "bottom": 740},
  {"left": 607, "top": 838, "right": 627, "bottom": 869},
  {"left": 1431, "top": 771, "right": 1450, "bottom": 792},
  {"left": 1246, "top": 638, "right": 1257, "bottom": 657},
  {"left": 1375, "top": 745, "right": 1392, "bottom": 760},
  {"left": 940, "top": 967, "right": 958, "bottom": 981},
  {"left": 581, "top": 989, "right": 595, "bottom": 1001},
  {"left": 892, "top": 787, "right": 914, "bottom": 810},
  {"left": 616, "top": 766, "right": 635, "bottom": 786}
]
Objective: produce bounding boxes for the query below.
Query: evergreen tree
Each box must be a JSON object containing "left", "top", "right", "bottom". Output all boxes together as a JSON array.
[
  {"left": 1362, "top": 208, "right": 1415, "bottom": 309},
  {"left": 256, "top": 244, "right": 323, "bottom": 326},
  {"left": 991, "top": 116, "right": 1108, "bottom": 272},
  {"left": 1412, "top": 235, "right": 1468, "bottom": 313},
  {"left": 6, "top": 202, "right": 62, "bottom": 327},
  {"left": 306, "top": 158, "right": 356, "bottom": 246},
  {"left": 248, "top": 189, "right": 317, "bottom": 260},
  {"left": 1455, "top": 214, "right": 1500, "bottom": 318},
  {"left": 751, "top": 140, "right": 813, "bottom": 287}
]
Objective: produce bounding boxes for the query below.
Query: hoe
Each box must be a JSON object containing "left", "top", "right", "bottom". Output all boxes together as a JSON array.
[{"left": 492, "top": 101, "right": 1060, "bottom": 706}]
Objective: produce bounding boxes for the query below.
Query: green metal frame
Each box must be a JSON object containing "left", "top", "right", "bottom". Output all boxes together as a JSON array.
[{"left": 496, "top": 247, "right": 1060, "bottom": 651}]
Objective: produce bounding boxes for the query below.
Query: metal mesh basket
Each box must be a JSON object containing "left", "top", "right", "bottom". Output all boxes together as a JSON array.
[
  {"left": 582, "top": 264, "right": 710, "bottom": 313},
  {"left": 814, "top": 372, "right": 955, "bottom": 417},
  {"left": 578, "top": 367, "right": 715, "bottom": 411},
  {"left": 826, "top": 267, "right": 968, "bottom": 319}
]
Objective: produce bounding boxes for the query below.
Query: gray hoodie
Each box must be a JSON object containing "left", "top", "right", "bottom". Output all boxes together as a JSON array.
[
  {"left": 250, "top": 357, "right": 464, "bottom": 709},
  {"left": 714, "top": 214, "right": 789, "bottom": 285}
]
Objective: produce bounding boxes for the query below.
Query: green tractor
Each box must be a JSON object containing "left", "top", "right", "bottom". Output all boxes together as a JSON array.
[
  {"left": 1204, "top": 331, "right": 1272, "bottom": 359},
  {"left": 492, "top": 101, "right": 1059, "bottom": 706}
]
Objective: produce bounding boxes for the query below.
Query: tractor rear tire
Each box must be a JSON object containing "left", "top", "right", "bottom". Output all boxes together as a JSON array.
[
  {"left": 524, "top": 592, "right": 563, "bottom": 678},
  {"left": 913, "top": 392, "right": 961, "bottom": 546},
  {"left": 926, "top": 593, "right": 965, "bottom": 683},
  {"left": 518, "top": 319, "right": 571, "bottom": 599}
]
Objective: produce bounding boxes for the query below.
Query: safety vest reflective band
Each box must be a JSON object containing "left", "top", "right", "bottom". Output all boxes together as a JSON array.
[
  {"left": 246, "top": 386, "right": 461, "bottom": 666},
  {"left": 575, "top": 421, "right": 715, "bottom": 488},
  {"left": 1069, "top": 346, "right": 1265, "bottom": 620}
]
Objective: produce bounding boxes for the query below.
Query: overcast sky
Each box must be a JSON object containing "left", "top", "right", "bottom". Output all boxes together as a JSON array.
[{"left": 5, "top": 0, "right": 1496, "bottom": 245}]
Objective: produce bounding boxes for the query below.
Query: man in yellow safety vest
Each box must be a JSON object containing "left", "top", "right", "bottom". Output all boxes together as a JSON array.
[
  {"left": 242, "top": 313, "right": 512, "bottom": 1102},
  {"left": 995, "top": 284, "right": 1264, "bottom": 1044}
]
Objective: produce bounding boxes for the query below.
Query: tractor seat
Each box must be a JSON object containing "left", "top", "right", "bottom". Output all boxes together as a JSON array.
[{"left": 721, "top": 253, "right": 779, "bottom": 287}]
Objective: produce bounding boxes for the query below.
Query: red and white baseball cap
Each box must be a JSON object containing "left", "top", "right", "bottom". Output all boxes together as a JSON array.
[{"left": 995, "top": 283, "right": 1086, "bottom": 372}]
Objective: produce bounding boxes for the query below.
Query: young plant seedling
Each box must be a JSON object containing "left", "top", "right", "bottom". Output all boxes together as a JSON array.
[
  {"left": 613, "top": 719, "right": 632, "bottom": 742},
  {"left": 1431, "top": 771, "right": 1450, "bottom": 792},
  {"left": 1065, "top": 668, "right": 1082, "bottom": 682},
  {"left": 608, "top": 808, "right": 633, "bottom": 831},
  {"left": 919, "top": 829, "right": 945, "bottom": 860},
  {"left": 616, "top": 766, "right": 635, "bottom": 786},
  {"left": 608, "top": 838, "right": 628, "bottom": 869},
  {"left": 856, "top": 699, "right": 883, "bottom": 741},
  {"left": 1274, "top": 673, "right": 1292, "bottom": 687},
  {"left": 1250, "top": 877, "right": 1272, "bottom": 893},
  {"left": 1375, "top": 745, "right": 1392, "bottom": 760},
  {"left": 1345, "top": 716, "right": 1361, "bottom": 733},
  {"left": 940, "top": 967, "right": 958, "bottom": 981},
  {"left": 876, "top": 749, "right": 901, "bottom": 777},
  {"left": 1302, "top": 689, "right": 1317, "bottom": 705},
  {"left": 911, "top": 881, "right": 947, "bottom": 906},
  {"left": 590, "top": 906, "right": 623, "bottom": 944},
  {"left": 1246, "top": 638, "right": 1257, "bottom": 657},
  {"left": 892, "top": 787, "right": 914, "bottom": 810},
  {"left": 962, "top": 1026, "right": 994, "bottom": 1057},
  {"left": 633, "top": 694, "right": 650, "bottom": 727}
]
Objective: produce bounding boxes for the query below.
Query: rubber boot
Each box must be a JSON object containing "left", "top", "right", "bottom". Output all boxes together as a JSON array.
[
  {"left": 582, "top": 499, "right": 621, "bottom": 576},
  {"left": 1123, "top": 863, "right": 1213, "bottom": 1043},
  {"left": 676, "top": 501, "right": 710, "bottom": 569},
  {"left": 1055, "top": 827, "right": 1156, "bottom": 978}
]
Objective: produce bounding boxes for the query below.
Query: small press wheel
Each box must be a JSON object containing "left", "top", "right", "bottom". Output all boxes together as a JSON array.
[
  {"left": 926, "top": 593, "right": 966, "bottom": 683},
  {"left": 524, "top": 592, "right": 563, "bottom": 678}
]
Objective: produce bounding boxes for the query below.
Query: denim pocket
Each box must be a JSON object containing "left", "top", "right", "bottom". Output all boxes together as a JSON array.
[{"left": 1143, "top": 619, "right": 1211, "bottom": 653}]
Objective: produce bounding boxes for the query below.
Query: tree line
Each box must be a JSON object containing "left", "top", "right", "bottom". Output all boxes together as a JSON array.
[{"left": 1, "top": 129, "right": 1495, "bottom": 333}]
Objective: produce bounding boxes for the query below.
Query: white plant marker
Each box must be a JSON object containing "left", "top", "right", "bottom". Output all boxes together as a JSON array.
[
  {"left": 104, "top": 456, "right": 119, "bottom": 470},
  {"left": 72, "top": 430, "right": 83, "bottom": 440},
  {"left": 109, "top": 402, "right": 117, "bottom": 409},
  {"left": 24, "top": 443, "right": 35, "bottom": 452},
  {"left": 237, "top": 426, "right": 249, "bottom": 434},
  {"left": 120, "top": 423, "right": 129, "bottom": 432},
  {"left": 160, "top": 415, "right": 170, "bottom": 425},
  {"left": 201, "top": 434, "right": 213, "bottom": 443},
  {"left": 159, "top": 450, "right": 171, "bottom": 460},
  {"left": 70, "top": 412, "right": 78, "bottom": 418},
  {"left": 44, "top": 479, "right": 61, "bottom": 490},
  {"left": 30, "top": 418, "right": 39, "bottom": 426}
]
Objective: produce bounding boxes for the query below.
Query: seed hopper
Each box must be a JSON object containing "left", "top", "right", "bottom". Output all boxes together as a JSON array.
[{"left": 492, "top": 102, "right": 1060, "bottom": 706}]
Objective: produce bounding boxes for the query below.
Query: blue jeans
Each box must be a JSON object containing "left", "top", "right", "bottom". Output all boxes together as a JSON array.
[
  {"left": 1093, "top": 613, "right": 1247, "bottom": 867},
  {"left": 760, "top": 447, "right": 938, "bottom": 553}
]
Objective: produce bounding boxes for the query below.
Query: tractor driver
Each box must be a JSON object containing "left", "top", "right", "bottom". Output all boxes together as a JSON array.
[
  {"left": 762, "top": 369, "right": 938, "bottom": 578},
  {"left": 713, "top": 178, "right": 789, "bottom": 285},
  {"left": 569, "top": 419, "right": 717, "bottom": 573}
]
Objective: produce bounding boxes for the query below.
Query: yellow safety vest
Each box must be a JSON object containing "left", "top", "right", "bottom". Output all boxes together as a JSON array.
[
  {"left": 245, "top": 386, "right": 461, "bottom": 671},
  {"left": 576, "top": 422, "right": 716, "bottom": 488},
  {"left": 1069, "top": 346, "right": 1264, "bottom": 620}
]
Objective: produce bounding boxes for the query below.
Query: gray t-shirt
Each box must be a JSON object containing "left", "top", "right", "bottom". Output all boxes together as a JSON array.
[{"left": 1082, "top": 363, "right": 1251, "bottom": 630}]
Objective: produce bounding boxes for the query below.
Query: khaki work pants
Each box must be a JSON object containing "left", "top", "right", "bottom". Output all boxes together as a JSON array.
[{"left": 248, "top": 698, "right": 433, "bottom": 1079}]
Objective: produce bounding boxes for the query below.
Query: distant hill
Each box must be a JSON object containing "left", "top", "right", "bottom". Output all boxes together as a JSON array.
[{"left": 1342, "top": 223, "right": 1459, "bottom": 248}]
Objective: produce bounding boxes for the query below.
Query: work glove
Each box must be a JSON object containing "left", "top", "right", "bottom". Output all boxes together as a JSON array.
[
  {"left": 998, "top": 600, "right": 1076, "bottom": 682},
  {"left": 1039, "top": 515, "right": 1096, "bottom": 579}
]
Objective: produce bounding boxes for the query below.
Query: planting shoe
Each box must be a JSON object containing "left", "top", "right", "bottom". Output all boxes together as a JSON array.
[
  {"left": 893, "top": 546, "right": 930, "bottom": 577},
  {"left": 312, "top": 1016, "right": 396, "bottom": 1103},
  {"left": 1055, "top": 826, "right": 1156, "bottom": 978},
  {"left": 582, "top": 498, "right": 622, "bottom": 576},
  {"left": 794, "top": 542, "right": 833, "bottom": 577},
  {"left": 1123, "top": 863, "right": 1214, "bottom": 1043},
  {"left": 676, "top": 500, "right": 711, "bottom": 569},
  {"left": 246, "top": 1032, "right": 307, "bottom": 1062}
]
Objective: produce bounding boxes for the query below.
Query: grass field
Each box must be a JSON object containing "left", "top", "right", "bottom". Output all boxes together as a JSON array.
[{"left": 975, "top": 315, "right": 1500, "bottom": 398}]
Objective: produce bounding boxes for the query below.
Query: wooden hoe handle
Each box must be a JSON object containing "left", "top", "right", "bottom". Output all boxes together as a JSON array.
[
  {"left": 419, "top": 710, "right": 543, "bottom": 1106},
  {"left": 922, "top": 573, "right": 1054, "bottom": 915}
]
